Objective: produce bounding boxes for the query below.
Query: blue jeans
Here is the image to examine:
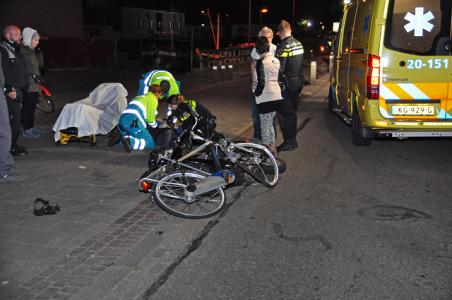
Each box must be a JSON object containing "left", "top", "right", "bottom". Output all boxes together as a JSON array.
[{"left": 0, "top": 92, "right": 14, "bottom": 175}]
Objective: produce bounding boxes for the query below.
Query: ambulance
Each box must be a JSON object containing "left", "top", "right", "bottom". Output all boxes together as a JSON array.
[{"left": 329, "top": 0, "right": 452, "bottom": 145}]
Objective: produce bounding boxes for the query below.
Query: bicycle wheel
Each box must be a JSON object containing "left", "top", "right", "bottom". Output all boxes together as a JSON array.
[
  {"left": 36, "top": 94, "right": 55, "bottom": 113},
  {"left": 154, "top": 172, "right": 226, "bottom": 219},
  {"left": 233, "top": 143, "right": 279, "bottom": 188}
]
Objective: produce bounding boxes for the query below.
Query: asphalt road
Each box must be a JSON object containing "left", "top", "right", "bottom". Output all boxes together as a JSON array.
[{"left": 145, "top": 97, "right": 452, "bottom": 299}]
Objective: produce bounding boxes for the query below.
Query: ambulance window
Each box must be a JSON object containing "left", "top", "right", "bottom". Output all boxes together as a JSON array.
[
  {"left": 352, "top": 2, "right": 373, "bottom": 50},
  {"left": 341, "top": 4, "right": 358, "bottom": 54},
  {"left": 385, "top": 0, "right": 451, "bottom": 55}
]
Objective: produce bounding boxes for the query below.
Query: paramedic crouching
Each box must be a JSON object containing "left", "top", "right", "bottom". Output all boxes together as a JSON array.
[{"left": 118, "top": 84, "right": 171, "bottom": 152}]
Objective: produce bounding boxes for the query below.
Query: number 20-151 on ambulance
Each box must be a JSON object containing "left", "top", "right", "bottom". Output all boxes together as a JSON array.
[{"left": 407, "top": 59, "right": 449, "bottom": 70}]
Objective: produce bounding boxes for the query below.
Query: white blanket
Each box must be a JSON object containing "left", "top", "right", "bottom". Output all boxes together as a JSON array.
[{"left": 53, "top": 83, "right": 128, "bottom": 142}]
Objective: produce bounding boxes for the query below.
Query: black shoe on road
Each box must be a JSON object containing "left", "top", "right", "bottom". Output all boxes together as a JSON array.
[
  {"left": 121, "top": 137, "right": 132, "bottom": 153},
  {"left": 108, "top": 127, "right": 122, "bottom": 147},
  {"left": 277, "top": 140, "right": 298, "bottom": 152},
  {"left": 11, "top": 145, "right": 28, "bottom": 156},
  {"left": 0, "top": 173, "right": 27, "bottom": 183}
]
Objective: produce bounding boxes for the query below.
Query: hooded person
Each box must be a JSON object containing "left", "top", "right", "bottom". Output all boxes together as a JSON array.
[{"left": 20, "top": 27, "right": 45, "bottom": 138}]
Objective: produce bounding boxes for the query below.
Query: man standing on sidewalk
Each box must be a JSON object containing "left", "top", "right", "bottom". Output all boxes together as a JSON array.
[
  {"left": 0, "top": 25, "right": 29, "bottom": 156},
  {"left": 275, "top": 20, "right": 304, "bottom": 152},
  {"left": 0, "top": 49, "right": 26, "bottom": 183}
]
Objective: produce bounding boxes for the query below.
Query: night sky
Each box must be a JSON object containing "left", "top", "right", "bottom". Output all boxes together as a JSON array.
[{"left": 121, "top": 0, "right": 342, "bottom": 26}]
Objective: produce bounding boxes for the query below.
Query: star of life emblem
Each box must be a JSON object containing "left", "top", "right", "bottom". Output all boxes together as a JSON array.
[{"left": 404, "top": 7, "right": 435, "bottom": 37}]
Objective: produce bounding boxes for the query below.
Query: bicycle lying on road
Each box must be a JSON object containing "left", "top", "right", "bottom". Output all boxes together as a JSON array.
[{"left": 139, "top": 120, "right": 280, "bottom": 219}]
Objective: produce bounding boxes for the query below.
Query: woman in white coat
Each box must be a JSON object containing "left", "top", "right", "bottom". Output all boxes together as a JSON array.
[{"left": 252, "top": 36, "right": 283, "bottom": 156}]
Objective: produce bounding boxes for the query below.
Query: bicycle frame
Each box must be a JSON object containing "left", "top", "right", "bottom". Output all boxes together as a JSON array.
[{"left": 139, "top": 131, "right": 264, "bottom": 192}]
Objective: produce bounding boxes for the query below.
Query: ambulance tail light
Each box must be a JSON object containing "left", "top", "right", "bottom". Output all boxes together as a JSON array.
[{"left": 366, "top": 55, "right": 380, "bottom": 100}]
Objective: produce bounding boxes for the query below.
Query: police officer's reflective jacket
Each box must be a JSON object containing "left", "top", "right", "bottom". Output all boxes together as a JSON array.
[
  {"left": 275, "top": 36, "right": 304, "bottom": 92},
  {"left": 173, "top": 99, "right": 216, "bottom": 138}
]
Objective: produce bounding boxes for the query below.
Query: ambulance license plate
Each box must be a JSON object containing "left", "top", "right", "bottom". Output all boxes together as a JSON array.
[{"left": 391, "top": 105, "right": 435, "bottom": 116}]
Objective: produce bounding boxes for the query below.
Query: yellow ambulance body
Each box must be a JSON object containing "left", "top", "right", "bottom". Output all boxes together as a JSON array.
[{"left": 329, "top": 0, "right": 452, "bottom": 145}]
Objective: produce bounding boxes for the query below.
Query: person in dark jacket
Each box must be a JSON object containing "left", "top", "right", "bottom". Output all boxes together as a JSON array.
[
  {"left": 0, "top": 25, "right": 29, "bottom": 156},
  {"left": 167, "top": 94, "right": 216, "bottom": 137},
  {"left": 0, "top": 49, "right": 26, "bottom": 182},
  {"left": 20, "top": 27, "right": 45, "bottom": 138},
  {"left": 275, "top": 20, "right": 304, "bottom": 152}
]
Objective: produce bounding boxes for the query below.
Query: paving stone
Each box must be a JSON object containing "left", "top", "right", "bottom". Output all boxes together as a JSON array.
[
  {"left": 52, "top": 275, "right": 74, "bottom": 288},
  {"left": 54, "top": 256, "right": 71, "bottom": 266},
  {"left": 0, "top": 213, "right": 27, "bottom": 226},
  {"left": 100, "top": 235, "right": 115, "bottom": 243},
  {"left": 49, "top": 221, "right": 92, "bottom": 234},
  {"left": 1, "top": 201, "right": 34, "bottom": 214},
  {"left": 0, "top": 284, "right": 26, "bottom": 300},
  {"left": 83, "top": 213, "right": 116, "bottom": 225},
  {"left": 84, "top": 203, "right": 119, "bottom": 215},
  {"left": 60, "top": 286, "right": 80, "bottom": 294},
  {"left": 9, "top": 244, "right": 60, "bottom": 261},
  {"left": 15, "top": 215, "right": 64, "bottom": 230},
  {"left": 0, "top": 239, "right": 24, "bottom": 259},
  {"left": 67, "top": 276, "right": 94, "bottom": 288},
  {"left": 16, "top": 292, "right": 35, "bottom": 300},
  {"left": 36, "top": 287, "right": 59, "bottom": 299},
  {"left": 21, "top": 276, "right": 45, "bottom": 288},
  {"left": 51, "top": 292, "right": 72, "bottom": 300},
  {"left": 26, "top": 280, "right": 52, "bottom": 295},
  {"left": 70, "top": 265, "right": 131, "bottom": 300},
  {"left": 1, "top": 227, "right": 59, "bottom": 245},
  {"left": 0, "top": 225, "right": 24, "bottom": 241},
  {"left": 58, "top": 210, "right": 94, "bottom": 222},
  {"left": 78, "top": 239, "right": 96, "bottom": 249},
  {"left": 59, "top": 199, "right": 93, "bottom": 210},
  {"left": 48, "top": 269, "right": 69, "bottom": 282},
  {"left": 115, "top": 233, "right": 163, "bottom": 268}
]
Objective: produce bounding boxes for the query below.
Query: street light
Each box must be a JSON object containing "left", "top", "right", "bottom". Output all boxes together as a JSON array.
[
  {"left": 201, "top": 9, "right": 217, "bottom": 49},
  {"left": 259, "top": 7, "right": 269, "bottom": 24}
]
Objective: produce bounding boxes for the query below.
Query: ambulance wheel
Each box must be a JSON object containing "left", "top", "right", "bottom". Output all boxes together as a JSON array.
[{"left": 351, "top": 105, "right": 372, "bottom": 146}]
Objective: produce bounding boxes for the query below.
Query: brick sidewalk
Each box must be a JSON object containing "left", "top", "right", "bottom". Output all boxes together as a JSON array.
[{"left": 0, "top": 134, "right": 248, "bottom": 300}]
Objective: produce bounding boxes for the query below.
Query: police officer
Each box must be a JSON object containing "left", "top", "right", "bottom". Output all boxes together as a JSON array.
[{"left": 275, "top": 20, "right": 304, "bottom": 152}]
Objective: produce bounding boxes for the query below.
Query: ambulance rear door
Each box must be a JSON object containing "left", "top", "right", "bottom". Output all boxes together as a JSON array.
[{"left": 379, "top": 0, "right": 451, "bottom": 121}]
